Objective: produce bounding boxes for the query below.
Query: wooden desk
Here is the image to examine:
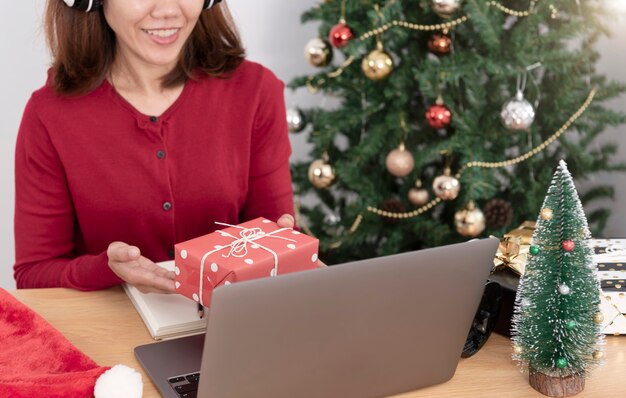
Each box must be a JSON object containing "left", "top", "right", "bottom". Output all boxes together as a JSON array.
[{"left": 11, "top": 288, "right": 625, "bottom": 397}]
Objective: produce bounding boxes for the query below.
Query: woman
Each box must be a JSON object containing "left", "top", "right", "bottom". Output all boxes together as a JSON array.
[{"left": 14, "top": 0, "right": 297, "bottom": 293}]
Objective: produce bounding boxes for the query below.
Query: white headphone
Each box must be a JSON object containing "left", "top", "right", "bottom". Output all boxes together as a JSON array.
[{"left": 63, "top": 0, "right": 222, "bottom": 13}]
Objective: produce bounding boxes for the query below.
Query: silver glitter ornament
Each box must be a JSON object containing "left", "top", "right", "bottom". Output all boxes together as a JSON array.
[
  {"left": 304, "top": 38, "right": 332, "bottom": 67},
  {"left": 286, "top": 107, "right": 306, "bottom": 133},
  {"left": 500, "top": 90, "right": 535, "bottom": 130},
  {"left": 431, "top": 0, "right": 461, "bottom": 18},
  {"left": 558, "top": 284, "right": 571, "bottom": 295},
  {"left": 432, "top": 168, "right": 460, "bottom": 200}
]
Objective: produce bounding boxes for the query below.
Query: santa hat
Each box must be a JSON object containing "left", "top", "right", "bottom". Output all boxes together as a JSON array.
[{"left": 0, "top": 288, "right": 143, "bottom": 398}]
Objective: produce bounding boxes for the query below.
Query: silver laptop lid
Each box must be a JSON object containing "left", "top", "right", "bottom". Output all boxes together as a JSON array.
[{"left": 197, "top": 238, "right": 498, "bottom": 398}]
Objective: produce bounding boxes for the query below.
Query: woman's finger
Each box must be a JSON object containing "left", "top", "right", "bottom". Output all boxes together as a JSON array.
[
  {"left": 135, "top": 257, "right": 177, "bottom": 292},
  {"left": 107, "top": 241, "right": 140, "bottom": 263},
  {"left": 276, "top": 213, "right": 295, "bottom": 229}
]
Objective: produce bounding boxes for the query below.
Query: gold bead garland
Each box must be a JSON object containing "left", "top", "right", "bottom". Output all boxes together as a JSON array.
[
  {"left": 367, "top": 197, "right": 442, "bottom": 219},
  {"left": 486, "top": 1, "right": 534, "bottom": 18},
  {"left": 359, "top": 16, "right": 470, "bottom": 41}
]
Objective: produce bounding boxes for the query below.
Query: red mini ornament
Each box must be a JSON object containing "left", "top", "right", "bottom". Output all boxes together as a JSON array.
[
  {"left": 329, "top": 21, "right": 354, "bottom": 48},
  {"left": 428, "top": 33, "right": 453, "bottom": 55},
  {"left": 562, "top": 240, "right": 575, "bottom": 252},
  {"left": 425, "top": 96, "right": 452, "bottom": 129}
]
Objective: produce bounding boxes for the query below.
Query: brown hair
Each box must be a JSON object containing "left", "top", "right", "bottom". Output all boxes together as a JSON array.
[{"left": 45, "top": 1, "right": 245, "bottom": 96}]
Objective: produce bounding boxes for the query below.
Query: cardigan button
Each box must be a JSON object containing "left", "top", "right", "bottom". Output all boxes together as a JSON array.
[
  {"left": 156, "top": 150, "right": 165, "bottom": 159},
  {"left": 163, "top": 202, "right": 172, "bottom": 211},
  {"left": 150, "top": 116, "right": 158, "bottom": 123},
  {"left": 167, "top": 248, "right": 175, "bottom": 259}
]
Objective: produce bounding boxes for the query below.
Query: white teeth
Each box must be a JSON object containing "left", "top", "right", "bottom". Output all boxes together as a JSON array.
[{"left": 144, "top": 29, "right": 178, "bottom": 38}]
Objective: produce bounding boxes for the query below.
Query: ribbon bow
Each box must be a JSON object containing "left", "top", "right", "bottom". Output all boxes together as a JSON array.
[
  {"left": 594, "top": 240, "right": 626, "bottom": 262},
  {"left": 223, "top": 227, "right": 266, "bottom": 259},
  {"left": 493, "top": 236, "right": 528, "bottom": 276}
]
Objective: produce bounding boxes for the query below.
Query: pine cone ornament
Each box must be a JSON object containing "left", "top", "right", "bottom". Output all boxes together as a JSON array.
[
  {"left": 483, "top": 198, "right": 514, "bottom": 229},
  {"left": 380, "top": 198, "right": 406, "bottom": 225}
]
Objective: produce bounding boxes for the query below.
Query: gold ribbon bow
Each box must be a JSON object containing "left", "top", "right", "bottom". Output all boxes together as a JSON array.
[{"left": 493, "top": 236, "right": 528, "bottom": 276}]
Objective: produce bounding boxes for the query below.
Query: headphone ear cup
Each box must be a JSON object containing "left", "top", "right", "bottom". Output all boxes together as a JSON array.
[
  {"left": 63, "top": 0, "right": 103, "bottom": 12},
  {"left": 203, "top": 0, "right": 223, "bottom": 10}
]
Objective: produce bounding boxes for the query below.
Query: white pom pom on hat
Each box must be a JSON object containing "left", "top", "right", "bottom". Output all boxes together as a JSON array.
[{"left": 94, "top": 365, "right": 143, "bottom": 398}]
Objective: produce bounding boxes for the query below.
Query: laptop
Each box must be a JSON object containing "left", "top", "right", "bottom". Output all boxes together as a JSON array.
[{"left": 135, "top": 238, "right": 499, "bottom": 398}]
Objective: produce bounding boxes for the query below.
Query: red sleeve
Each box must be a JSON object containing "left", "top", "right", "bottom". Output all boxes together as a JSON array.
[
  {"left": 13, "top": 95, "right": 122, "bottom": 290},
  {"left": 239, "top": 71, "right": 295, "bottom": 224}
]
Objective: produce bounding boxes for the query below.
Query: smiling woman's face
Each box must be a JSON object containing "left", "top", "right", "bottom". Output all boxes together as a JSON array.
[{"left": 103, "top": 0, "right": 204, "bottom": 72}]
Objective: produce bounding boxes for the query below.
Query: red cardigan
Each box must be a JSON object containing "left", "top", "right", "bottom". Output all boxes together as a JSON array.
[{"left": 14, "top": 61, "right": 294, "bottom": 290}]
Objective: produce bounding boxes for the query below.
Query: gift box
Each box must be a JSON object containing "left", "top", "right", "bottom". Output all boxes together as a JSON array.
[
  {"left": 598, "top": 278, "right": 626, "bottom": 335},
  {"left": 590, "top": 238, "right": 626, "bottom": 335},
  {"left": 489, "top": 221, "right": 535, "bottom": 336},
  {"left": 174, "top": 217, "right": 319, "bottom": 306}
]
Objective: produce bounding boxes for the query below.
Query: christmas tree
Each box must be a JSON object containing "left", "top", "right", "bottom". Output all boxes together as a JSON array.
[
  {"left": 288, "top": 0, "right": 626, "bottom": 264},
  {"left": 511, "top": 160, "right": 601, "bottom": 397}
]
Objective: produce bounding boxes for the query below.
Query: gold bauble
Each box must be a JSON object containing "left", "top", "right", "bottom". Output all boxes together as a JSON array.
[
  {"left": 385, "top": 143, "right": 414, "bottom": 177},
  {"left": 361, "top": 45, "right": 394, "bottom": 81},
  {"left": 304, "top": 38, "right": 332, "bottom": 67},
  {"left": 432, "top": 168, "right": 460, "bottom": 200},
  {"left": 454, "top": 201, "right": 486, "bottom": 237},
  {"left": 592, "top": 351, "right": 604, "bottom": 360},
  {"left": 540, "top": 208, "right": 553, "bottom": 221},
  {"left": 308, "top": 157, "right": 335, "bottom": 189},
  {"left": 408, "top": 180, "right": 429, "bottom": 207},
  {"left": 512, "top": 344, "right": 523, "bottom": 355},
  {"left": 593, "top": 312, "right": 604, "bottom": 324}
]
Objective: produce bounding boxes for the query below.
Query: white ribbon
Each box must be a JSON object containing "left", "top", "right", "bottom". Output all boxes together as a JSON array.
[
  {"left": 196, "top": 221, "right": 296, "bottom": 306},
  {"left": 593, "top": 241, "right": 626, "bottom": 263}
]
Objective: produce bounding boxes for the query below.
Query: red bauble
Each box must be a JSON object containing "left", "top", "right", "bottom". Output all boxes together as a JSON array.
[
  {"left": 425, "top": 104, "right": 452, "bottom": 129},
  {"left": 428, "top": 33, "right": 453, "bottom": 55},
  {"left": 562, "top": 240, "right": 575, "bottom": 252},
  {"left": 329, "top": 22, "right": 354, "bottom": 48}
]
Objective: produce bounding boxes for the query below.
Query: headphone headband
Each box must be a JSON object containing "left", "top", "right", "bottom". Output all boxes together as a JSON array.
[{"left": 63, "top": 0, "right": 223, "bottom": 13}]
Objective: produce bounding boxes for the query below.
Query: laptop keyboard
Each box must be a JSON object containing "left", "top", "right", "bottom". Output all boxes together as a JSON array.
[{"left": 168, "top": 372, "right": 201, "bottom": 398}]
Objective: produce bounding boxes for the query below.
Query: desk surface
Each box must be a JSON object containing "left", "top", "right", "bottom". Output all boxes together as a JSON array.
[{"left": 10, "top": 287, "right": 625, "bottom": 398}]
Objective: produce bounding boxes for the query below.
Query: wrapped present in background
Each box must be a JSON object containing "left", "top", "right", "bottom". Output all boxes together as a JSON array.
[
  {"left": 489, "top": 221, "right": 535, "bottom": 337},
  {"left": 591, "top": 238, "right": 626, "bottom": 335},
  {"left": 598, "top": 279, "right": 626, "bottom": 335},
  {"left": 174, "top": 217, "right": 319, "bottom": 307}
]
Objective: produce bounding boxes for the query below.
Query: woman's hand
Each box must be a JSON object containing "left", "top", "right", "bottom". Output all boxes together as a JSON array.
[
  {"left": 276, "top": 214, "right": 327, "bottom": 268},
  {"left": 107, "top": 242, "right": 176, "bottom": 294}
]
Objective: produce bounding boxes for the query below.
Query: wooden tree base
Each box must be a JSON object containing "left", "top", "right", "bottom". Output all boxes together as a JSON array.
[{"left": 529, "top": 367, "right": 585, "bottom": 397}]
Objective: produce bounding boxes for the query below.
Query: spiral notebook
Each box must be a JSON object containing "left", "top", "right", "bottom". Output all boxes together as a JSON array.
[{"left": 123, "top": 261, "right": 208, "bottom": 340}]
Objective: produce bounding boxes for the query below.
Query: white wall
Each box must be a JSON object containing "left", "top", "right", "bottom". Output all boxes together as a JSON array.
[
  {"left": 1, "top": 1, "right": 624, "bottom": 290},
  {"left": 1, "top": 0, "right": 49, "bottom": 290}
]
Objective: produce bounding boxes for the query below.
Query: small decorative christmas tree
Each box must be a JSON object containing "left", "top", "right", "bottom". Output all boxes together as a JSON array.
[{"left": 511, "top": 160, "right": 603, "bottom": 397}]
